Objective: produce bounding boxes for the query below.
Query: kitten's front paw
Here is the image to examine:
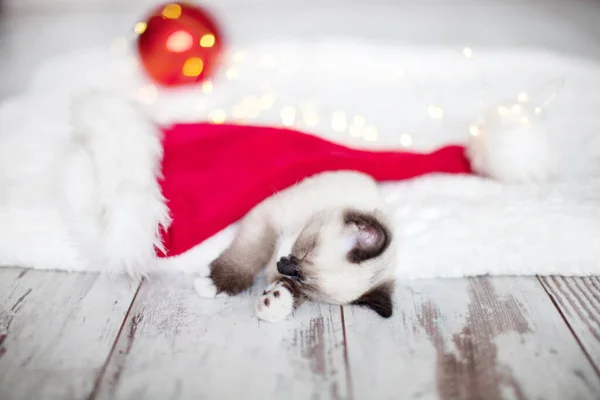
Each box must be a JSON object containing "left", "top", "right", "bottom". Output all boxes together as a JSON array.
[
  {"left": 255, "top": 282, "right": 294, "bottom": 322},
  {"left": 194, "top": 277, "right": 227, "bottom": 299}
]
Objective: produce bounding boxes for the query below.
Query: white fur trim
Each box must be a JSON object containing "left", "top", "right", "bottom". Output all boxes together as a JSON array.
[
  {"left": 0, "top": 91, "right": 170, "bottom": 276},
  {"left": 70, "top": 91, "right": 171, "bottom": 276},
  {"left": 467, "top": 113, "right": 559, "bottom": 183}
]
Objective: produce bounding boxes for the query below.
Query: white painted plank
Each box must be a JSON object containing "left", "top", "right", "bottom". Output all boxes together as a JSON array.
[
  {"left": 0, "top": 268, "right": 140, "bottom": 400},
  {"left": 540, "top": 276, "right": 600, "bottom": 373},
  {"left": 92, "top": 275, "right": 348, "bottom": 400},
  {"left": 342, "top": 277, "right": 600, "bottom": 400}
]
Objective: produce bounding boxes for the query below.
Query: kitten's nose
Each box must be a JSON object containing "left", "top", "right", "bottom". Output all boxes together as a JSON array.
[{"left": 277, "top": 256, "right": 301, "bottom": 277}]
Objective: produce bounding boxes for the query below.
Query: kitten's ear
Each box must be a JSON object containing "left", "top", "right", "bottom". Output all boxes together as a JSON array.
[
  {"left": 351, "top": 281, "right": 394, "bottom": 318},
  {"left": 344, "top": 210, "right": 391, "bottom": 263}
]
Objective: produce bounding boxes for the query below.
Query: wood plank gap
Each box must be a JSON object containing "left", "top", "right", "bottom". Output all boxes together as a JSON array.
[
  {"left": 86, "top": 279, "right": 144, "bottom": 400},
  {"left": 537, "top": 275, "right": 600, "bottom": 379},
  {"left": 339, "top": 306, "right": 354, "bottom": 400}
]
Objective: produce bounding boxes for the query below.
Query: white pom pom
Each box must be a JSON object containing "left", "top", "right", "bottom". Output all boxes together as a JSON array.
[{"left": 467, "top": 116, "right": 558, "bottom": 183}]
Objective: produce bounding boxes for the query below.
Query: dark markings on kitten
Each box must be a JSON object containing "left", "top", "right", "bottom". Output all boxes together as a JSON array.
[
  {"left": 280, "top": 277, "right": 304, "bottom": 300},
  {"left": 351, "top": 280, "right": 395, "bottom": 318},
  {"left": 279, "top": 276, "right": 313, "bottom": 309},
  {"left": 197, "top": 172, "right": 397, "bottom": 322},
  {"left": 210, "top": 223, "right": 277, "bottom": 295},
  {"left": 292, "top": 232, "right": 318, "bottom": 260},
  {"left": 344, "top": 209, "right": 391, "bottom": 263}
]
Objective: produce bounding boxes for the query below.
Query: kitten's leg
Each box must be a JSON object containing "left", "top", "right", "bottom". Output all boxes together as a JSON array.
[
  {"left": 195, "top": 210, "right": 277, "bottom": 298},
  {"left": 255, "top": 277, "right": 306, "bottom": 322}
]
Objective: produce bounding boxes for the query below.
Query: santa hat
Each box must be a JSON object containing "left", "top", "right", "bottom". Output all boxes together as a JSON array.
[
  {"left": 0, "top": 87, "right": 563, "bottom": 275},
  {"left": 6, "top": 37, "right": 595, "bottom": 277},
  {"left": 73, "top": 90, "right": 561, "bottom": 265}
]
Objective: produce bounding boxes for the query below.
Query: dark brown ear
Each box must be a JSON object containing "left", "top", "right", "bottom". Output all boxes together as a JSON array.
[
  {"left": 351, "top": 281, "right": 394, "bottom": 318},
  {"left": 344, "top": 210, "right": 391, "bottom": 263}
]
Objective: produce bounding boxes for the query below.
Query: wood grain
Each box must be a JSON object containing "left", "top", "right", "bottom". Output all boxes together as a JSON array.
[
  {"left": 539, "top": 276, "right": 600, "bottom": 374},
  {"left": 91, "top": 275, "right": 349, "bottom": 400},
  {"left": 342, "top": 276, "right": 600, "bottom": 400},
  {"left": 0, "top": 268, "right": 140, "bottom": 400}
]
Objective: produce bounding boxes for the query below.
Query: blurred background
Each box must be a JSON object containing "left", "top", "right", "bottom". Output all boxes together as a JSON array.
[{"left": 2, "top": 0, "right": 600, "bottom": 100}]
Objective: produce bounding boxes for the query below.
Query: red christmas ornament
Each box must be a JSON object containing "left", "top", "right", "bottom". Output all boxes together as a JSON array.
[{"left": 135, "top": 2, "right": 224, "bottom": 87}]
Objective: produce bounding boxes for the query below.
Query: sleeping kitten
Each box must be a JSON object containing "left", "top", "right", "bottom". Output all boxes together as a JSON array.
[{"left": 194, "top": 171, "right": 396, "bottom": 322}]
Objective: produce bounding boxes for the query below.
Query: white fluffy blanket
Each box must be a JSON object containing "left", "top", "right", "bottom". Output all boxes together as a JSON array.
[{"left": 1, "top": 38, "right": 600, "bottom": 278}]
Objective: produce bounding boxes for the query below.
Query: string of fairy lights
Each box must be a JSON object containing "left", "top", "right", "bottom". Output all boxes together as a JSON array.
[{"left": 111, "top": 24, "right": 565, "bottom": 148}]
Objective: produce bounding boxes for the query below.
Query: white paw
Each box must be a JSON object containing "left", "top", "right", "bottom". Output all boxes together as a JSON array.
[
  {"left": 194, "top": 277, "right": 227, "bottom": 299},
  {"left": 255, "top": 282, "right": 294, "bottom": 322}
]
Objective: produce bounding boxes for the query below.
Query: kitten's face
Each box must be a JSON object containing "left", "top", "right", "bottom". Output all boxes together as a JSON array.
[{"left": 276, "top": 209, "right": 395, "bottom": 317}]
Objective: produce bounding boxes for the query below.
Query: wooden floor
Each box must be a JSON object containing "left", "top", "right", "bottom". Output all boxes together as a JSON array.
[{"left": 1, "top": 269, "right": 599, "bottom": 400}]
